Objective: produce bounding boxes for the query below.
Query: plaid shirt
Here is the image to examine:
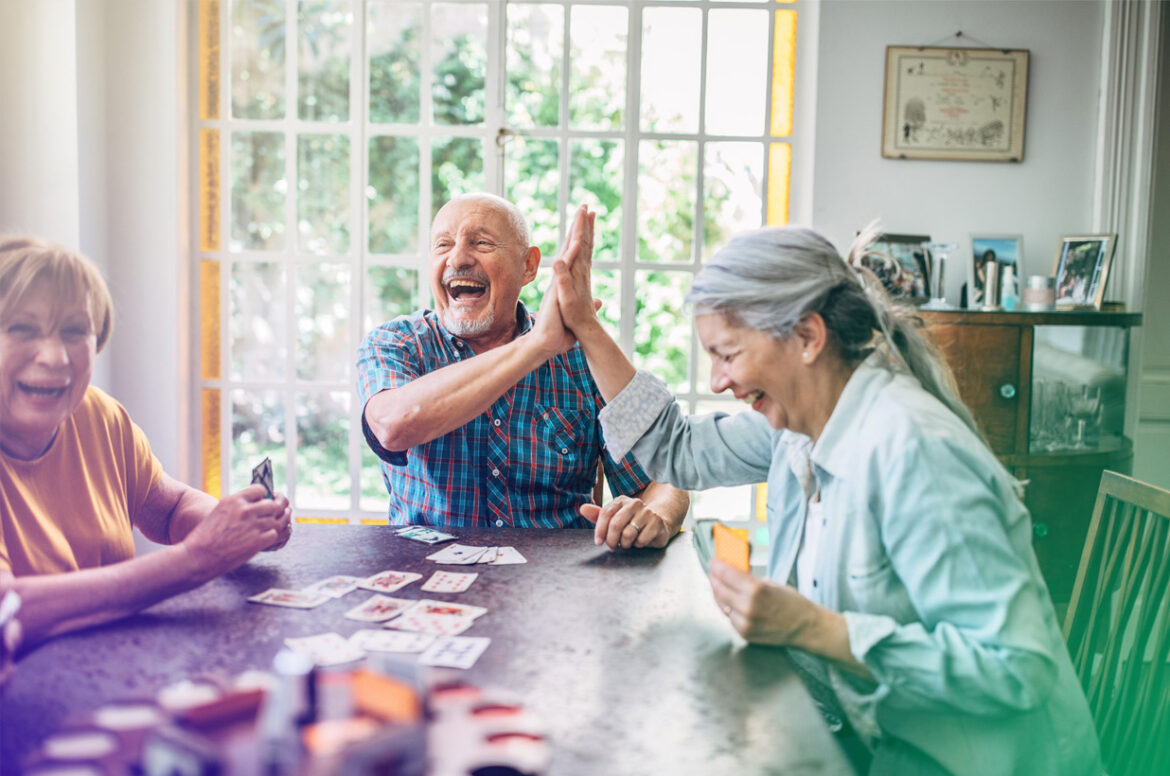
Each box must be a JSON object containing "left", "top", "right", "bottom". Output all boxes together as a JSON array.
[{"left": 356, "top": 304, "right": 652, "bottom": 528}]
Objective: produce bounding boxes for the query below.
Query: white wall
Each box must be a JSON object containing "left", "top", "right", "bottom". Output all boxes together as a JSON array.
[
  {"left": 0, "top": 0, "right": 186, "bottom": 474},
  {"left": 811, "top": 0, "right": 1103, "bottom": 304},
  {"left": 1134, "top": 7, "right": 1170, "bottom": 490}
]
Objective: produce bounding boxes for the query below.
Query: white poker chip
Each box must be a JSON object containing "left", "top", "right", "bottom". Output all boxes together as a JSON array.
[
  {"left": 41, "top": 730, "right": 118, "bottom": 760},
  {"left": 92, "top": 702, "right": 166, "bottom": 730},
  {"left": 25, "top": 765, "right": 105, "bottom": 776},
  {"left": 156, "top": 679, "right": 221, "bottom": 712}
]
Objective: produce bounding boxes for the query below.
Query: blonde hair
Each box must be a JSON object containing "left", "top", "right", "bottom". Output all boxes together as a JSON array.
[{"left": 0, "top": 235, "right": 114, "bottom": 352}]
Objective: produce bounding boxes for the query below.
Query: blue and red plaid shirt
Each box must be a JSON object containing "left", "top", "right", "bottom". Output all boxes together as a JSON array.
[{"left": 356, "top": 304, "right": 652, "bottom": 528}]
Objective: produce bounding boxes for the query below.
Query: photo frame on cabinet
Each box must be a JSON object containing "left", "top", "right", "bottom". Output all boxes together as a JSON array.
[
  {"left": 970, "top": 234, "right": 1023, "bottom": 308},
  {"left": 859, "top": 233, "right": 931, "bottom": 303},
  {"left": 1052, "top": 234, "right": 1117, "bottom": 310},
  {"left": 882, "top": 46, "right": 1029, "bottom": 162}
]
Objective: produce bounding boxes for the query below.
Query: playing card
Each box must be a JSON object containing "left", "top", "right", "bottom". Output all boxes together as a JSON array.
[
  {"left": 713, "top": 523, "right": 750, "bottom": 572},
  {"left": 358, "top": 570, "right": 422, "bottom": 594},
  {"left": 426, "top": 544, "right": 489, "bottom": 565},
  {"left": 284, "top": 632, "right": 366, "bottom": 667},
  {"left": 247, "top": 588, "right": 330, "bottom": 609},
  {"left": 349, "top": 629, "right": 435, "bottom": 653},
  {"left": 411, "top": 599, "right": 487, "bottom": 620},
  {"left": 396, "top": 526, "right": 456, "bottom": 545},
  {"left": 251, "top": 457, "right": 274, "bottom": 499},
  {"left": 476, "top": 546, "right": 499, "bottom": 564},
  {"left": 302, "top": 575, "right": 363, "bottom": 598},
  {"left": 488, "top": 546, "right": 527, "bottom": 565},
  {"left": 418, "top": 636, "right": 491, "bottom": 670},
  {"left": 344, "top": 594, "right": 416, "bottom": 623},
  {"left": 386, "top": 610, "right": 477, "bottom": 636},
  {"left": 421, "top": 571, "right": 477, "bottom": 593}
]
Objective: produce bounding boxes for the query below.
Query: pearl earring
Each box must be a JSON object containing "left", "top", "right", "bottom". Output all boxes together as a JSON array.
[{"left": 802, "top": 352, "right": 809, "bottom": 360}]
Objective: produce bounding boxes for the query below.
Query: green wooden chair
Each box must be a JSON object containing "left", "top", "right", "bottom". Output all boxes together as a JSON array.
[{"left": 1063, "top": 470, "right": 1170, "bottom": 776}]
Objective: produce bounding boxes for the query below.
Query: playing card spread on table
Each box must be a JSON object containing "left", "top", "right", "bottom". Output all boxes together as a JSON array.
[
  {"left": 418, "top": 636, "right": 491, "bottom": 670},
  {"left": 426, "top": 544, "right": 489, "bottom": 565},
  {"left": 386, "top": 610, "right": 477, "bottom": 636},
  {"left": 421, "top": 571, "right": 478, "bottom": 593},
  {"left": 344, "top": 594, "right": 416, "bottom": 623},
  {"left": 284, "top": 632, "right": 366, "bottom": 666},
  {"left": 349, "top": 629, "right": 435, "bottom": 653},
  {"left": 411, "top": 599, "right": 487, "bottom": 620},
  {"left": 247, "top": 588, "right": 330, "bottom": 609},
  {"left": 358, "top": 570, "right": 422, "bottom": 594},
  {"left": 488, "top": 546, "right": 527, "bottom": 565},
  {"left": 251, "top": 457, "right": 274, "bottom": 498},
  {"left": 395, "top": 526, "right": 456, "bottom": 545},
  {"left": 713, "top": 523, "right": 751, "bottom": 572},
  {"left": 302, "top": 575, "right": 363, "bottom": 598}
]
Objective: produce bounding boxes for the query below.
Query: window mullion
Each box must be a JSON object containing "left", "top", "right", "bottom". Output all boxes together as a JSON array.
[
  {"left": 486, "top": 0, "right": 506, "bottom": 194},
  {"left": 351, "top": 0, "right": 369, "bottom": 518},
  {"left": 618, "top": 1, "right": 642, "bottom": 358},
  {"left": 284, "top": 0, "right": 300, "bottom": 511}
]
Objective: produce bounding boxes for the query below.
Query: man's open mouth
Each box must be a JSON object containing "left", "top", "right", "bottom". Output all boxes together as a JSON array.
[{"left": 446, "top": 278, "right": 488, "bottom": 301}]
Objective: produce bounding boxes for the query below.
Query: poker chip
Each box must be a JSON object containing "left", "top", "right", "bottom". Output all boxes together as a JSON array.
[
  {"left": 92, "top": 702, "right": 166, "bottom": 730},
  {"left": 41, "top": 730, "right": 118, "bottom": 761}
]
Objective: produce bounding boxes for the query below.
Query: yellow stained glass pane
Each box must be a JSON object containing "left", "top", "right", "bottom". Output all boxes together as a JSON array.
[
  {"left": 756, "top": 483, "right": 768, "bottom": 521},
  {"left": 295, "top": 517, "right": 351, "bottom": 525},
  {"left": 198, "top": 0, "right": 221, "bottom": 120},
  {"left": 361, "top": 518, "right": 390, "bottom": 526},
  {"left": 767, "top": 142, "right": 791, "bottom": 226},
  {"left": 199, "top": 129, "right": 221, "bottom": 252},
  {"left": 770, "top": 10, "right": 796, "bottom": 137},
  {"left": 201, "top": 388, "right": 222, "bottom": 498},
  {"left": 200, "top": 260, "right": 221, "bottom": 380}
]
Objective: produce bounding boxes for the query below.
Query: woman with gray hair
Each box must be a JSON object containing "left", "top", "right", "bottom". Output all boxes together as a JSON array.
[{"left": 544, "top": 214, "right": 1101, "bottom": 775}]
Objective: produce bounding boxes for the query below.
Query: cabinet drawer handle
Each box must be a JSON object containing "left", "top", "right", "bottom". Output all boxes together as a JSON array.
[
  {"left": 999, "top": 383, "right": 1017, "bottom": 399},
  {"left": 1033, "top": 522, "right": 1049, "bottom": 538}
]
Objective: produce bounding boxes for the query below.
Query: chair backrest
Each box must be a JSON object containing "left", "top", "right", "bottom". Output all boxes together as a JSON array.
[
  {"left": 1063, "top": 470, "right": 1170, "bottom": 776},
  {"left": 592, "top": 458, "right": 605, "bottom": 506}
]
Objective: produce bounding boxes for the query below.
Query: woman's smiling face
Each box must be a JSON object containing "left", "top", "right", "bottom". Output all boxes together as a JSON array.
[
  {"left": 0, "top": 279, "right": 95, "bottom": 459},
  {"left": 697, "top": 312, "right": 805, "bottom": 432}
]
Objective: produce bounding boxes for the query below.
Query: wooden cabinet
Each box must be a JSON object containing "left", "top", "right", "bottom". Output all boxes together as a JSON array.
[{"left": 919, "top": 310, "right": 1141, "bottom": 603}]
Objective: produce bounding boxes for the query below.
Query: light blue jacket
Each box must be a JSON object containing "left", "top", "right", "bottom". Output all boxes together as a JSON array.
[{"left": 599, "top": 357, "right": 1101, "bottom": 776}]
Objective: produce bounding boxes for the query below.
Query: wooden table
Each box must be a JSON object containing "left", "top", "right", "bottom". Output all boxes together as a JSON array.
[{"left": 1, "top": 526, "right": 853, "bottom": 775}]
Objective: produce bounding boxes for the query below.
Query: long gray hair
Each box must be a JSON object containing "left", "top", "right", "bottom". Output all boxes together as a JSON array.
[{"left": 687, "top": 224, "right": 984, "bottom": 444}]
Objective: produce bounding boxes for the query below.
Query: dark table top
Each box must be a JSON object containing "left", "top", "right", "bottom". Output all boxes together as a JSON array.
[{"left": 1, "top": 526, "right": 852, "bottom": 775}]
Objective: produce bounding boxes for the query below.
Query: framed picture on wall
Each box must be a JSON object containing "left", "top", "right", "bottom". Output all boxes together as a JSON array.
[
  {"left": 970, "top": 234, "right": 1023, "bottom": 307},
  {"left": 1052, "top": 234, "right": 1117, "bottom": 309},
  {"left": 859, "top": 233, "right": 931, "bottom": 303},
  {"left": 882, "top": 46, "right": 1030, "bottom": 162}
]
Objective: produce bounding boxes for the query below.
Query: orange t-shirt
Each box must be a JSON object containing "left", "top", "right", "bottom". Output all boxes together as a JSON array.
[{"left": 0, "top": 386, "right": 162, "bottom": 575}]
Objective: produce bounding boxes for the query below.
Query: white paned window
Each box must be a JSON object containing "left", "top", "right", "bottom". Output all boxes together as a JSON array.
[{"left": 194, "top": 0, "right": 803, "bottom": 535}]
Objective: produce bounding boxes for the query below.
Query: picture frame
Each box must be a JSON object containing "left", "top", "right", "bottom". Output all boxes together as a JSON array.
[
  {"left": 860, "top": 233, "right": 931, "bottom": 303},
  {"left": 1052, "top": 234, "right": 1117, "bottom": 310},
  {"left": 970, "top": 234, "right": 1023, "bottom": 307},
  {"left": 882, "top": 46, "right": 1029, "bottom": 162}
]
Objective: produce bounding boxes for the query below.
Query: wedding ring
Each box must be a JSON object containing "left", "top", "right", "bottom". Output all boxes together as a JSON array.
[
  {"left": 723, "top": 605, "right": 732, "bottom": 616},
  {"left": 630, "top": 521, "right": 641, "bottom": 532}
]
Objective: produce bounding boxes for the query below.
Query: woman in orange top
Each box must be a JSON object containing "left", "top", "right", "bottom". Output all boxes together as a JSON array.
[{"left": 0, "top": 235, "right": 292, "bottom": 648}]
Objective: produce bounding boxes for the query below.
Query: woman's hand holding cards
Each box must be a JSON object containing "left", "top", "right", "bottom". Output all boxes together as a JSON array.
[{"left": 180, "top": 486, "right": 292, "bottom": 581}]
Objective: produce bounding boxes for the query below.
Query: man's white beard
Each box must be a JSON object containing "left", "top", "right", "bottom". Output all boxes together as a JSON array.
[{"left": 443, "top": 307, "right": 495, "bottom": 338}]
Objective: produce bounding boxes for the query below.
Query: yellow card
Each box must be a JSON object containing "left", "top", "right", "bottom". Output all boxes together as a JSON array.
[{"left": 713, "top": 523, "right": 750, "bottom": 572}]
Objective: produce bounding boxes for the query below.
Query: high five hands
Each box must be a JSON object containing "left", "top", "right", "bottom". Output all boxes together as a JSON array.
[{"left": 532, "top": 204, "right": 603, "bottom": 355}]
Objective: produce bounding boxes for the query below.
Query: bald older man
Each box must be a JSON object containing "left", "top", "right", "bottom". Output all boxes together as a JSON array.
[{"left": 357, "top": 194, "right": 689, "bottom": 548}]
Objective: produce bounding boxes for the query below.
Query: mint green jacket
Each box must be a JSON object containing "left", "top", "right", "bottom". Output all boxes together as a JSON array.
[{"left": 599, "top": 357, "right": 1101, "bottom": 776}]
